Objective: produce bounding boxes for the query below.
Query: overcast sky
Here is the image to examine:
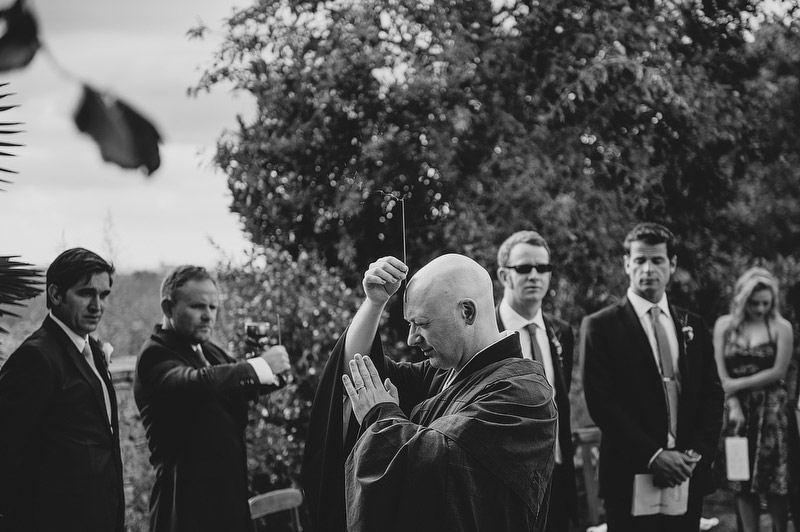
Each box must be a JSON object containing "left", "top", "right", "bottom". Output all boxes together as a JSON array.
[{"left": 1, "top": 0, "right": 255, "bottom": 271}]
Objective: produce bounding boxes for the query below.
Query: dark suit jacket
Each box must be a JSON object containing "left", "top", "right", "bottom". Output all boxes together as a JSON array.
[
  {"left": 581, "top": 297, "right": 724, "bottom": 509},
  {"left": 496, "top": 307, "right": 578, "bottom": 520},
  {"left": 0, "top": 316, "right": 124, "bottom": 532},
  {"left": 134, "top": 325, "right": 282, "bottom": 532}
]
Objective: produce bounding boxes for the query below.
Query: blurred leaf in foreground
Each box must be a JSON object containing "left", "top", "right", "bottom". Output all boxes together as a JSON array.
[{"left": 74, "top": 84, "right": 162, "bottom": 175}]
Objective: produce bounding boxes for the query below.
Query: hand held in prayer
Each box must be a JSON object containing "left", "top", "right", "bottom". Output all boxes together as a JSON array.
[
  {"left": 650, "top": 449, "right": 693, "bottom": 488},
  {"left": 342, "top": 354, "right": 399, "bottom": 423},
  {"left": 260, "top": 345, "right": 291, "bottom": 374},
  {"left": 363, "top": 257, "right": 408, "bottom": 305}
]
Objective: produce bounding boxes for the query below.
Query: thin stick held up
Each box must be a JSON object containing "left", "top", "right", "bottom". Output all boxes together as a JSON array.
[{"left": 400, "top": 197, "right": 407, "bottom": 266}]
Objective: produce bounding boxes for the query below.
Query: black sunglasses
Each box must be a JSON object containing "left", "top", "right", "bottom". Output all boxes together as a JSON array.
[{"left": 505, "top": 264, "right": 554, "bottom": 274}]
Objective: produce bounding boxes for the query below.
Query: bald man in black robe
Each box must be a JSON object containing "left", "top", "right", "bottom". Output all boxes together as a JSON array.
[{"left": 302, "top": 254, "right": 557, "bottom": 532}]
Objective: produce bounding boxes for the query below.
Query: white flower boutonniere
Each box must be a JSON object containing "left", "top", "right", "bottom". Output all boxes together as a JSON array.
[
  {"left": 677, "top": 312, "right": 694, "bottom": 354},
  {"left": 101, "top": 341, "right": 114, "bottom": 366},
  {"left": 551, "top": 334, "right": 563, "bottom": 356},
  {"left": 546, "top": 328, "right": 565, "bottom": 368}
]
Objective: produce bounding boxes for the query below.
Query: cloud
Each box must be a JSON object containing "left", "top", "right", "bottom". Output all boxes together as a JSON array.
[{"left": 0, "top": 0, "right": 255, "bottom": 271}]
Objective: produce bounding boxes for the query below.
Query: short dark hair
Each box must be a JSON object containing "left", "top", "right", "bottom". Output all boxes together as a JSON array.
[
  {"left": 497, "top": 230, "right": 551, "bottom": 268},
  {"left": 623, "top": 223, "right": 676, "bottom": 257},
  {"left": 46, "top": 248, "right": 115, "bottom": 308},
  {"left": 160, "top": 265, "right": 216, "bottom": 303}
]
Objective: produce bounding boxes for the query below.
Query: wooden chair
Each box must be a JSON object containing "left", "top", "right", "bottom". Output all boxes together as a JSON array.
[
  {"left": 573, "top": 426, "right": 603, "bottom": 526},
  {"left": 248, "top": 487, "right": 304, "bottom": 531}
]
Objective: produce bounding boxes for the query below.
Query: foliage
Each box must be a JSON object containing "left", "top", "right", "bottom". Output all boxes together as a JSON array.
[
  {"left": 0, "top": 83, "right": 42, "bottom": 334},
  {"left": 214, "top": 245, "right": 360, "bottom": 497},
  {"left": 195, "top": 0, "right": 800, "bottom": 335},
  {"left": 93, "top": 270, "right": 165, "bottom": 356},
  {"left": 0, "top": 256, "right": 41, "bottom": 334}
]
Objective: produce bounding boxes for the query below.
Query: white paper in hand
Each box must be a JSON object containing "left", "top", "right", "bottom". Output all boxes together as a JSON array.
[
  {"left": 631, "top": 474, "right": 689, "bottom": 516},
  {"left": 725, "top": 436, "right": 750, "bottom": 481}
]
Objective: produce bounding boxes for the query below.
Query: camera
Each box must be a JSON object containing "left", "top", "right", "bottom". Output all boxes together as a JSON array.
[{"left": 245, "top": 321, "right": 271, "bottom": 341}]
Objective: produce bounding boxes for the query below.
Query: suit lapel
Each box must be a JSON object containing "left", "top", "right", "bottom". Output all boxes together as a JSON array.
[
  {"left": 619, "top": 298, "right": 662, "bottom": 378},
  {"left": 88, "top": 337, "right": 119, "bottom": 430},
  {"left": 158, "top": 329, "right": 207, "bottom": 368},
  {"left": 44, "top": 318, "right": 113, "bottom": 433},
  {"left": 669, "top": 304, "right": 689, "bottom": 382},
  {"left": 201, "top": 343, "right": 228, "bottom": 366},
  {"left": 542, "top": 316, "right": 567, "bottom": 391}
]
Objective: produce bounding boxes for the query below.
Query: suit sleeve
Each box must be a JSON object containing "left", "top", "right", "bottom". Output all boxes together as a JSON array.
[
  {"left": 0, "top": 346, "right": 55, "bottom": 519},
  {"left": 686, "top": 316, "right": 724, "bottom": 462},
  {"left": 137, "top": 345, "right": 277, "bottom": 400},
  {"left": 581, "top": 316, "right": 662, "bottom": 467},
  {"left": 561, "top": 323, "right": 575, "bottom": 392}
]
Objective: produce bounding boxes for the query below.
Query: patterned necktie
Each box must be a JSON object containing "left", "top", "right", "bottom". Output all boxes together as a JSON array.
[
  {"left": 649, "top": 306, "right": 679, "bottom": 440},
  {"left": 82, "top": 342, "right": 113, "bottom": 426}
]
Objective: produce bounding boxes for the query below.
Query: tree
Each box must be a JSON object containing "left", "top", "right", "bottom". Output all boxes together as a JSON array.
[
  {"left": 196, "top": 0, "right": 800, "bottom": 329},
  {"left": 213, "top": 244, "right": 361, "bottom": 510}
]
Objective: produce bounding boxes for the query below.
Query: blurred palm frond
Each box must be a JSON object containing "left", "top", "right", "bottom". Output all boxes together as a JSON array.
[
  {"left": 0, "top": 256, "right": 42, "bottom": 334},
  {"left": 1, "top": 83, "right": 38, "bottom": 334},
  {"left": 0, "top": 82, "right": 23, "bottom": 187}
]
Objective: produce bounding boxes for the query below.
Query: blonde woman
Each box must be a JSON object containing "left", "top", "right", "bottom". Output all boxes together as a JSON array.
[{"left": 714, "top": 267, "right": 794, "bottom": 532}]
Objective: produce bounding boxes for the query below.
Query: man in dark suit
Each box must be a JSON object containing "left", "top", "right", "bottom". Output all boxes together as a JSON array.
[
  {"left": 581, "top": 223, "right": 724, "bottom": 532},
  {"left": 134, "top": 265, "right": 291, "bottom": 532},
  {"left": 495, "top": 230, "right": 577, "bottom": 532},
  {"left": 0, "top": 247, "right": 124, "bottom": 532}
]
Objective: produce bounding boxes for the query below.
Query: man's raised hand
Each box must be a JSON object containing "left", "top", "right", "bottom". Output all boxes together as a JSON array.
[
  {"left": 363, "top": 257, "right": 408, "bottom": 305},
  {"left": 342, "top": 354, "right": 399, "bottom": 423},
  {"left": 259, "top": 345, "right": 291, "bottom": 375}
]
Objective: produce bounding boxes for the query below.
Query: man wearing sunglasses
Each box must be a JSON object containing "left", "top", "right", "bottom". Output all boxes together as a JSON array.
[{"left": 496, "top": 230, "right": 578, "bottom": 532}]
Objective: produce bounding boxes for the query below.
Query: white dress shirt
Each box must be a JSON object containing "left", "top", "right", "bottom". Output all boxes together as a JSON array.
[
  {"left": 247, "top": 355, "right": 278, "bottom": 385},
  {"left": 626, "top": 288, "right": 680, "bottom": 453},
  {"left": 498, "top": 301, "right": 556, "bottom": 390},
  {"left": 192, "top": 344, "right": 278, "bottom": 385},
  {"left": 49, "top": 311, "right": 113, "bottom": 427},
  {"left": 498, "top": 300, "right": 561, "bottom": 463}
]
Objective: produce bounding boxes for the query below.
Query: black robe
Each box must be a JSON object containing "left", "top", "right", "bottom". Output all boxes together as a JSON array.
[{"left": 301, "top": 330, "right": 556, "bottom": 532}]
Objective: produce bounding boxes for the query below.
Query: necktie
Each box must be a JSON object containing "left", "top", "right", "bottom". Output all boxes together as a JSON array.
[
  {"left": 525, "top": 323, "right": 544, "bottom": 362},
  {"left": 83, "top": 342, "right": 113, "bottom": 427},
  {"left": 525, "top": 322, "right": 561, "bottom": 463},
  {"left": 649, "top": 307, "right": 679, "bottom": 440}
]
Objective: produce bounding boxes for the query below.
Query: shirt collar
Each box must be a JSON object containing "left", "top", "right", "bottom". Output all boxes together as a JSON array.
[
  {"left": 49, "top": 311, "right": 89, "bottom": 352},
  {"left": 499, "top": 299, "right": 545, "bottom": 331},
  {"left": 626, "top": 287, "right": 671, "bottom": 319}
]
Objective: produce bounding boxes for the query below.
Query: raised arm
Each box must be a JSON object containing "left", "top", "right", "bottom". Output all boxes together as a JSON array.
[{"left": 343, "top": 256, "right": 407, "bottom": 374}]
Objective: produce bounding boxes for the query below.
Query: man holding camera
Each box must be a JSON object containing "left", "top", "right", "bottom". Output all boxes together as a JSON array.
[{"left": 134, "top": 265, "right": 291, "bottom": 532}]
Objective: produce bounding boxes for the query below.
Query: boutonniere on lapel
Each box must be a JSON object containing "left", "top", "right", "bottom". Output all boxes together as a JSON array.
[
  {"left": 100, "top": 341, "right": 115, "bottom": 366},
  {"left": 546, "top": 328, "right": 564, "bottom": 367},
  {"left": 677, "top": 312, "right": 694, "bottom": 351}
]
